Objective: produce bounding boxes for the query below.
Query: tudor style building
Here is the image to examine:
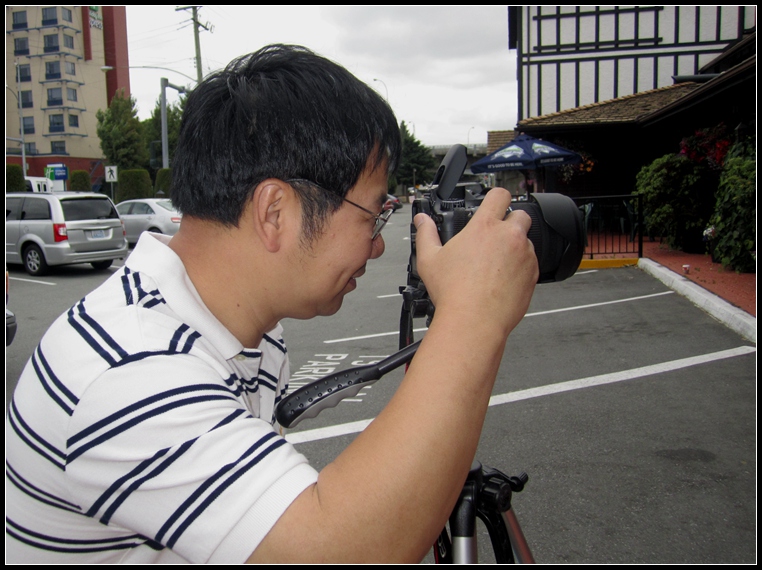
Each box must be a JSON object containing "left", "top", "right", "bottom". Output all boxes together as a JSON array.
[{"left": 508, "top": 6, "right": 756, "bottom": 122}]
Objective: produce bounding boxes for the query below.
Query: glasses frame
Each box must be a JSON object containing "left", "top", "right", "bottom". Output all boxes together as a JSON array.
[{"left": 286, "top": 178, "right": 392, "bottom": 240}]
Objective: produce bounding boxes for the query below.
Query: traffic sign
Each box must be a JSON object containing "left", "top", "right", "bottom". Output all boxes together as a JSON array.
[{"left": 105, "top": 166, "right": 118, "bottom": 183}]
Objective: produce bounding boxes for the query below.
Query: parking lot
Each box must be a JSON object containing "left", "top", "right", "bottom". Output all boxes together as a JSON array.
[{"left": 6, "top": 202, "right": 756, "bottom": 563}]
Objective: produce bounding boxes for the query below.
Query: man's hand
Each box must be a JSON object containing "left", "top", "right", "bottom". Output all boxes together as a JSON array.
[{"left": 413, "top": 187, "right": 539, "bottom": 337}]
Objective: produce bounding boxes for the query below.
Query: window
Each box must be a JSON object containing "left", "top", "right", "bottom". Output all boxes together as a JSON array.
[
  {"left": 49, "top": 114, "right": 65, "bottom": 133},
  {"left": 67, "top": 88, "right": 78, "bottom": 102},
  {"left": 14, "top": 37, "right": 29, "bottom": 56},
  {"left": 62, "top": 198, "right": 119, "bottom": 221},
  {"left": 23, "top": 198, "right": 52, "bottom": 221},
  {"left": 62, "top": 7, "right": 73, "bottom": 22},
  {"left": 132, "top": 202, "right": 156, "bottom": 215},
  {"left": 51, "top": 141, "right": 67, "bottom": 154},
  {"left": 42, "top": 7, "right": 58, "bottom": 26},
  {"left": 20, "top": 91, "right": 33, "bottom": 109},
  {"left": 24, "top": 142, "right": 38, "bottom": 155},
  {"left": 17, "top": 64, "right": 31, "bottom": 82},
  {"left": 69, "top": 114, "right": 79, "bottom": 128},
  {"left": 22, "top": 116, "right": 35, "bottom": 135},
  {"left": 47, "top": 87, "right": 63, "bottom": 106},
  {"left": 64, "top": 34, "right": 75, "bottom": 49},
  {"left": 46, "top": 61, "right": 61, "bottom": 80},
  {"left": 44, "top": 34, "right": 60, "bottom": 53},
  {"left": 12, "top": 11, "right": 28, "bottom": 30},
  {"left": 65, "top": 61, "right": 76, "bottom": 76}
]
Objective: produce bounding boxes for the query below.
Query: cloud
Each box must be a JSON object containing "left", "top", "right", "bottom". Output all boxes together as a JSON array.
[{"left": 125, "top": 6, "right": 518, "bottom": 146}]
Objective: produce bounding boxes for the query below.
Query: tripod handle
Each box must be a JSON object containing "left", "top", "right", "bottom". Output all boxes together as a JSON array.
[{"left": 275, "top": 340, "right": 421, "bottom": 428}]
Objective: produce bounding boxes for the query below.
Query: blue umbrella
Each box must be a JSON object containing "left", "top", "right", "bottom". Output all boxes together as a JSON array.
[{"left": 470, "top": 134, "right": 581, "bottom": 173}]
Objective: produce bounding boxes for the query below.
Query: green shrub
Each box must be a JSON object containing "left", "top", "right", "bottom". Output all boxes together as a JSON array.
[
  {"left": 154, "top": 168, "right": 172, "bottom": 196},
  {"left": 115, "top": 169, "right": 153, "bottom": 203},
  {"left": 708, "top": 154, "right": 756, "bottom": 273},
  {"left": 5, "top": 164, "right": 26, "bottom": 192},
  {"left": 635, "top": 154, "right": 716, "bottom": 253},
  {"left": 70, "top": 170, "right": 92, "bottom": 192},
  {"left": 6, "top": 163, "right": 26, "bottom": 192}
]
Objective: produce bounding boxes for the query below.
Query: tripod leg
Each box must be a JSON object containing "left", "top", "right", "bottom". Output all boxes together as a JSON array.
[{"left": 502, "top": 508, "right": 535, "bottom": 563}]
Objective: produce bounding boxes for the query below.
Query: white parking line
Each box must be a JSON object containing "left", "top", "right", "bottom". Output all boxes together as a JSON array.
[
  {"left": 323, "top": 291, "right": 675, "bottom": 344},
  {"left": 285, "top": 345, "right": 756, "bottom": 445},
  {"left": 8, "top": 276, "right": 56, "bottom": 286}
]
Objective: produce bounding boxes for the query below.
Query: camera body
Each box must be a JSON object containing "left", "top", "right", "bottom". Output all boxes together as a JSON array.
[{"left": 407, "top": 144, "right": 584, "bottom": 291}]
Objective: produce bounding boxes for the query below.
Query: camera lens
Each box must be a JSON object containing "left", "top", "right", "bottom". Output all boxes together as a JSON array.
[{"left": 511, "top": 193, "right": 585, "bottom": 283}]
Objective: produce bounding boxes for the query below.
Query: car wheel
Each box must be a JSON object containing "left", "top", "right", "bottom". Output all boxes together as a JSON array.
[
  {"left": 148, "top": 228, "right": 162, "bottom": 234},
  {"left": 23, "top": 244, "right": 49, "bottom": 276},
  {"left": 91, "top": 260, "right": 113, "bottom": 270}
]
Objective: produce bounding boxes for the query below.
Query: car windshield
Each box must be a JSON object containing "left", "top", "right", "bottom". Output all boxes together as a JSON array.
[
  {"left": 61, "top": 198, "right": 119, "bottom": 221},
  {"left": 154, "top": 199, "right": 177, "bottom": 212}
]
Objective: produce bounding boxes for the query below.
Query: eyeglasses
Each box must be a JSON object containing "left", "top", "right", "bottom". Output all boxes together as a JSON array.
[{"left": 286, "top": 178, "right": 393, "bottom": 240}]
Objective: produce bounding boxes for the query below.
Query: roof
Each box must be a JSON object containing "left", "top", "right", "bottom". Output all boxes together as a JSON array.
[
  {"left": 518, "top": 83, "right": 702, "bottom": 129},
  {"left": 486, "top": 130, "right": 516, "bottom": 153}
]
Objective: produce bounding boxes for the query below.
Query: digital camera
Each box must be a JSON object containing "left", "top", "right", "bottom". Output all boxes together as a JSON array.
[{"left": 407, "top": 144, "right": 585, "bottom": 291}]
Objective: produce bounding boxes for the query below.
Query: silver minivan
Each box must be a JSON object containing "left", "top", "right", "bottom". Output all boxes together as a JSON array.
[{"left": 6, "top": 192, "right": 128, "bottom": 276}]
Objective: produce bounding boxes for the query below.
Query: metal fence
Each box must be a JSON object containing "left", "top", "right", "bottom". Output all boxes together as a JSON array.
[{"left": 573, "top": 194, "right": 643, "bottom": 259}]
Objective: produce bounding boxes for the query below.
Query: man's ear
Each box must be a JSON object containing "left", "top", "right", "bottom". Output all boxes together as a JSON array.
[{"left": 251, "top": 180, "right": 297, "bottom": 253}]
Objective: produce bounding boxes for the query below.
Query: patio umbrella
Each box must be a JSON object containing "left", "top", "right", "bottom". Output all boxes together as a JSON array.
[{"left": 470, "top": 134, "right": 581, "bottom": 173}]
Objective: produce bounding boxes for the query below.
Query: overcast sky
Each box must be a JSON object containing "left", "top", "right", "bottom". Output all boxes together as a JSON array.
[{"left": 125, "top": 5, "right": 518, "bottom": 147}]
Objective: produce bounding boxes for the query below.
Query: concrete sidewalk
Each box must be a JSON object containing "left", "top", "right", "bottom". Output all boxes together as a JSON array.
[{"left": 638, "top": 258, "right": 756, "bottom": 344}]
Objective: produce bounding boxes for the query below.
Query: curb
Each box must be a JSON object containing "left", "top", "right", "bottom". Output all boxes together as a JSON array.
[
  {"left": 579, "top": 258, "right": 639, "bottom": 269},
  {"left": 638, "top": 258, "right": 756, "bottom": 344}
]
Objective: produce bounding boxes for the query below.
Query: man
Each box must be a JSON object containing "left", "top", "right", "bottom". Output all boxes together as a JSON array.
[{"left": 6, "top": 45, "right": 538, "bottom": 563}]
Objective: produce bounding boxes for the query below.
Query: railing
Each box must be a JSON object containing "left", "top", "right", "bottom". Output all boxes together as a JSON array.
[{"left": 572, "top": 194, "right": 643, "bottom": 259}]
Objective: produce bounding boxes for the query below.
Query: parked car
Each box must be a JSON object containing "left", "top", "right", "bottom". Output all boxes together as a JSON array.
[
  {"left": 385, "top": 194, "right": 403, "bottom": 211},
  {"left": 116, "top": 198, "right": 182, "bottom": 245},
  {"left": 6, "top": 270, "right": 16, "bottom": 347},
  {"left": 5, "top": 192, "right": 128, "bottom": 276}
]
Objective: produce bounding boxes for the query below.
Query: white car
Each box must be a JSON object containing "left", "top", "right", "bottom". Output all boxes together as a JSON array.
[{"left": 116, "top": 198, "right": 182, "bottom": 245}]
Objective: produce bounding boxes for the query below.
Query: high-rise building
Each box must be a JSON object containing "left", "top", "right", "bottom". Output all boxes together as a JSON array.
[{"left": 6, "top": 6, "right": 130, "bottom": 186}]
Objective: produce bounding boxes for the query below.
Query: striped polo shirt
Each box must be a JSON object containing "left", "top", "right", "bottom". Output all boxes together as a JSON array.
[{"left": 6, "top": 233, "right": 318, "bottom": 563}]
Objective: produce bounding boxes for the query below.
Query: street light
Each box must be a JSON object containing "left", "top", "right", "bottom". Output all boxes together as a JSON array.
[
  {"left": 373, "top": 78, "right": 388, "bottom": 101},
  {"left": 100, "top": 65, "right": 197, "bottom": 84},
  {"left": 6, "top": 62, "right": 28, "bottom": 176}
]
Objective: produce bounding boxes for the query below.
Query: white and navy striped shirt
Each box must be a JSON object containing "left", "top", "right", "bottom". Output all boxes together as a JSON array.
[{"left": 6, "top": 233, "right": 318, "bottom": 563}]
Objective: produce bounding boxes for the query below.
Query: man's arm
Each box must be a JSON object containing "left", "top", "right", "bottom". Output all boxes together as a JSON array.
[{"left": 249, "top": 188, "right": 538, "bottom": 563}]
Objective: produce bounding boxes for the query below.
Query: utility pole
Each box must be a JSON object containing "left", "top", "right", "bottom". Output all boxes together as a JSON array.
[{"left": 176, "top": 6, "right": 212, "bottom": 83}]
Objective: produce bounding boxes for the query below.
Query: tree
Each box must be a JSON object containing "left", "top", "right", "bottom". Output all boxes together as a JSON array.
[
  {"left": 396, "top": 121, "right": 437, "bottom": 191},
  {"left": 96, "top": 90, "right": 149, "bottom": 170}
]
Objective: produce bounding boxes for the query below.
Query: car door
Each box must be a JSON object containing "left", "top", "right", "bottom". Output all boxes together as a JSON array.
[
  {"left": 129, "top": 201, "right": 155, "bottom": 240},
  {"left": 116, "top": 202, "right": 138, "bottom": 243}
]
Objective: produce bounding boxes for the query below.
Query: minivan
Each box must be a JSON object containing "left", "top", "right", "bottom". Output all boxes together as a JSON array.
[{"left": 6, "top": 192, "right": 129, "bottom": 276}]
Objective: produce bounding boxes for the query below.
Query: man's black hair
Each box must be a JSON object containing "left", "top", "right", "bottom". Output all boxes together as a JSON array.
[{"left": 171, "top": 44, "right": 402, "bottom": 241}]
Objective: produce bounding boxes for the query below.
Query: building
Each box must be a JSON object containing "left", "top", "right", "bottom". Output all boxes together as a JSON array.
[
  {"left": 500, "top": 6, "right": 756, "bottom": 197},
  {"left": 508, "top": 6, "right": 756, "bottom": 122},
  {"left": 6, "top": 6, "right": 130, "bottom": 186}
]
